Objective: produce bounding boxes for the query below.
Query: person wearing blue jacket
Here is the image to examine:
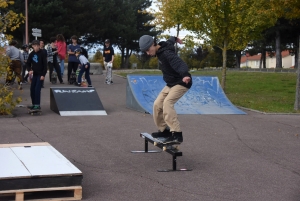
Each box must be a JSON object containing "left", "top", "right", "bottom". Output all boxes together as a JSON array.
[{"left": 139, "top": 35, "right": 192, "bottom": 144}]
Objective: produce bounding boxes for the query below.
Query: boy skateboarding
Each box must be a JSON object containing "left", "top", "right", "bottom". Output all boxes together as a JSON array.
[{"left": 139, "top": 35, "right": 192, "bottom": 144}]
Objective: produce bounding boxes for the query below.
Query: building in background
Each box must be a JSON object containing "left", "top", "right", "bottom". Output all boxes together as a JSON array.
[{"left": 240, "top": 50, "right": 295, "bottom": 68}]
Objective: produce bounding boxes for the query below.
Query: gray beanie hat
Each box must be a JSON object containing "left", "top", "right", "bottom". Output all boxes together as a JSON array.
[{"left": 139, "top": 35, "right": 154, "bottom": 51}]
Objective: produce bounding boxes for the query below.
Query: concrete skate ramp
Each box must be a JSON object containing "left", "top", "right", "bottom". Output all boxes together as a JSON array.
[{"left": 126, "top": 75, "right": 246, "bottom": 115}]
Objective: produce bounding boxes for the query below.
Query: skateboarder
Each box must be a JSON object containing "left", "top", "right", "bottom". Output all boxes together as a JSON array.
[
  {"left": 26, "top": 40, "right": 47, "bottom": 111},
  {"left": 103, "top": 39, "right": 114, "bottom": 84},
  {"left": 67, "top": 35, "right": 80, "bottom": 84},
  {"left": 74, "top": 48, "right": 92, "bottom": 87},
  {"left": 139, "top": 35, "right": 192, "bottom": 144}
]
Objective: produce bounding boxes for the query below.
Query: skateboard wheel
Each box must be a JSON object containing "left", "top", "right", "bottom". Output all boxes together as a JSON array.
[
  {"left": 163, "top": 146, "right": 167, "bottom": 151},
  {"left": 154, "top": 142, "right": 158, "bottom": 146}
]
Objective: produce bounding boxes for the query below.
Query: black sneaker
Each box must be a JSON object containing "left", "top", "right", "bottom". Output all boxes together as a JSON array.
[
  {"left": 74, "top": 82, "right": 81, "bottom": 86},
  {"left": 162, "top": 132, "right": 183, "bottom": 144},
  {"left": 88, "top": 85, "right": 93, "bottom": 87},
  {"left": 151, "top": 128, "right": 172, "bottom": 138}
]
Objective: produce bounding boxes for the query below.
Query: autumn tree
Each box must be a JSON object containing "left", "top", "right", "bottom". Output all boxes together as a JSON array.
[
  {"left": 155, "top": 0, "right": 277, "bottom": 90},
  {"left": 152, "top": 0, "right": 186, "bottom": 52},
  {"left": 0, "top": 0, "right": 23, "bottom": 115}
]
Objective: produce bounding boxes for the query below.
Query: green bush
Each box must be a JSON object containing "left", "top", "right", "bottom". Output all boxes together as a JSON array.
[{"left": 113, "top": 54, "right": 122, "bottom": 69}]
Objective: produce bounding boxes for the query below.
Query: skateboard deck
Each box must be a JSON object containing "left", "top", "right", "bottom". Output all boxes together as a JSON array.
[
  {"left": 142, "top": 133, "right": 180, "bottom": 151},
  {"left": 154, "top": 137, "right": 180, "bottom": 151},
  {"left": 28, "top": 109, "right": 42, "bottom": 115},
  {"left": 106, "top": 63, "right": 112, "bottom": 83},
  {"left": 69, "top": 73, "right": 77, "bottom": 84}
]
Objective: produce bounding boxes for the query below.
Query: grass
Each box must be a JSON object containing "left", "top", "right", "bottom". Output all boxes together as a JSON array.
[{"left": 116, "top": 69, "right": 299, "bottom": 113}]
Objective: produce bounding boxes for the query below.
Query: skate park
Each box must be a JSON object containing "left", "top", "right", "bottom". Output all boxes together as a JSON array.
[{"left": 0, "top": 73, "right": 300, "bottom": 201}]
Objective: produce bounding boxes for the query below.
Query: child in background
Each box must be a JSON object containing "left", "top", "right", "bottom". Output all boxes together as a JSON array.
[
  {"left": 21, "top": 44, "right": 29, "bottom": 83},
  {"left": 74, "top": 48, "right": 92, "bottom": 87}
]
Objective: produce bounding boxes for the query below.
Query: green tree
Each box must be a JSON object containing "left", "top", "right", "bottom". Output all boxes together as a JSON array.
[
  {"left": 261, "top": 0, "right": 300, "bottom": 110},
  {"left": 8, "top": 0, "right": 98, "bottom": 43},
  {"left": 114, "top": 0, "right": 157, "bottom": 68}
]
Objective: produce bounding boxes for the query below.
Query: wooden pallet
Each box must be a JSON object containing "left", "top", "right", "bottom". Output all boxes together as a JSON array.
[{"left": 0, "top": 186, "right": 82, "bottom": 201}]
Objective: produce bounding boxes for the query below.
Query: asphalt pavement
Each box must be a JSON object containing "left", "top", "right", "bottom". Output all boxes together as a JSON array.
[{"left": 1, "top": 72, "right": 300, "bottom": 201}]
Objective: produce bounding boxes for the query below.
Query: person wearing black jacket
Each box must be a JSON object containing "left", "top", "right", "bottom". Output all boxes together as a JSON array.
[
  {"left": 139, "top": 35, "right": 192, "bottom": 144},
  {"left": 26, "top": 40, "right": 47, "bottom": 111}
]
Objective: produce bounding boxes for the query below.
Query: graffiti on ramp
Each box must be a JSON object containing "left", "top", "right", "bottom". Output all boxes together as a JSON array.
[{"left": 126, "top": 75, "right": 246, "bottom": 115}]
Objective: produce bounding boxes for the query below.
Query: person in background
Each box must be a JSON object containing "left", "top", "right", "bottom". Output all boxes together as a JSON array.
[
  {"left": 46, "top": 37, "right": 64, "bottom": 84},
  {"left": 74, "top": 48, "right": 92, "bottom": 87},
  {"left": 5, "top": 40, "right": 24, "bottom": 90},
  {"left": 39, "top": 39, "right": 47, "bottom": 88},
  {"left": 103, "top": 39, "right": 114, "bottom": 84},
  {"left": 67, "top": 35, "right": 80, "bottom": 84},
  {"left": 21, "top": 44, "right": 29, "bottom": 83},
  {"left": 56, "top": 34, "right": 66, "bottom": 77}
]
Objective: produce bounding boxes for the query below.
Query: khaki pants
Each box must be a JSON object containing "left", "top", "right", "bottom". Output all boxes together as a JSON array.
[
  {"left": 6, "top": 60, "right": 23, "bottom": 84},
  {"left": 153, "top": 85, "right": 188, "bottom": 132}
]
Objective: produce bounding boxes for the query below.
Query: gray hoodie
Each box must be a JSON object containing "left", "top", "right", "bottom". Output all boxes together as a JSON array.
[
  {"left": 6, "top": 45, "right": 24, "bottom": 64},
  {"left": 156, "top": 37, "right": 192, "bottom": 88}
]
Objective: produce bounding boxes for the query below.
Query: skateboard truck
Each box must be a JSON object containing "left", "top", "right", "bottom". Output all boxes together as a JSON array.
[
  {"left": 131, "top": 135, "right": 161, "bottom": 153},
  {"left": 131, "top": 133, "right": 192, "bottom": 172}
]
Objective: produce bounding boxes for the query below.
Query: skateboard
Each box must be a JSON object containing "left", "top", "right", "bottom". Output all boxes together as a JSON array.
[
  {"left": 106, "top": 62, "right": 112, "bottom": 84},
  {"left": 28, "top": 109, "right": 42, "bottom": 115},
  {"left": 51, "top": 72, "right": 57, "bottom": 84},
  {"left": 141, "top": 133, "right": 180, "bottom": 151},
  {"left": 153, "top": 137, "right": 180, "bottom": 151},
  {"left": 69, "top": 72, "right": 77, "bottom": 84}
]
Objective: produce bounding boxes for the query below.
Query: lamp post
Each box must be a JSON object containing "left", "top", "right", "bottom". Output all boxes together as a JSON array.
[{"left": 25, "top": 0, "right": 28, "bottom": 44}]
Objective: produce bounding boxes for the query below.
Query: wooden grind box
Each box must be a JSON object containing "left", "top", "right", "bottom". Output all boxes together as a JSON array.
[{"left": 0, "top": 142, "right": 82, "bottom": 200}]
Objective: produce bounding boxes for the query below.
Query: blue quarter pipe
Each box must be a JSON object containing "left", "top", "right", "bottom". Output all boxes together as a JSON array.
[{"left": 126, "top": 75, "right": 246, "bottom": 115}]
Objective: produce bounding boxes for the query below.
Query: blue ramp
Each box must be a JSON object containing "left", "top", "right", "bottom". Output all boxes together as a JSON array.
[{"left": 126, "top": 75, "right": 246, "bottom": 115}]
